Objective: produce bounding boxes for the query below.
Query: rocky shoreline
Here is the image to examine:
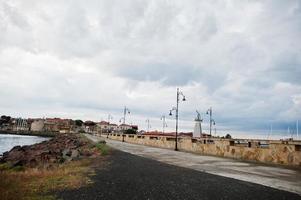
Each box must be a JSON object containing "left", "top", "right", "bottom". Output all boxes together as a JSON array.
[{"left": 0, "top": 134, "right": 104, "bottom": 168}]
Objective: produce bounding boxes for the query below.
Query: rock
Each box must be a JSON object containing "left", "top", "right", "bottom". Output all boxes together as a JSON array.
[
  {"left": 62, "top": 149, "right": 71, "bottom": 158},
  {"left": 0, "top": 134, "right": 95, "bottom": 167},
  {"left": 71, "top": 150, "right": 79, "bottom": 160}
]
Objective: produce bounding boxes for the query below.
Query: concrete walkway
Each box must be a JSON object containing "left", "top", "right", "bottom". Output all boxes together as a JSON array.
[{"left": 86, "top": 134, "right": 301, "bottom": 195}]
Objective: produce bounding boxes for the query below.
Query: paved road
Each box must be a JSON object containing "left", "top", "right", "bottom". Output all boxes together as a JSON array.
[
  {"left": 86, "top": 134, "right": 301, "bottom": 195},
  {"left": 58, "top": 148, "right": 300, "bottom": 200}
]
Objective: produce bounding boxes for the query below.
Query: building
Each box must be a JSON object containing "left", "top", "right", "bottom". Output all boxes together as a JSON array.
[
  {"left": 13, "top": 118, "right": 29, "bottom": 131},
  {"left": 119, "top": 123, "right": 134, "bottom": 131},
  {"left": 44, "top": 118, "right": 59, "bottom": 132},
  {"left": 57, "top": 119, "right": 73, "bottom": 133},
  {"left": 109, "top": 123, "right": 118, "bottom": 132},
  {"left": 96, "top": 121, "right": 119, "bottom": 134},
  {"left": 41, "top": 118, "right": 74, "bottom": 133},
  {"left": 97, "top": 121, "right": 110, "bottom": 133},
  {"left": 84, "top": 120, "right": 97, "bottom": 133},
  {"left": 31, "top": 119, "right": 44, "bottom": 132}
]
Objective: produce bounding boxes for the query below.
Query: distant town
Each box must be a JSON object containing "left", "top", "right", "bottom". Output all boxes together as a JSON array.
[
  {"left": 0, "top": 115, "right": 196, "bottom": 137},
  {"left": 0, "top": 115, "right": 136, "bottom": 134}
]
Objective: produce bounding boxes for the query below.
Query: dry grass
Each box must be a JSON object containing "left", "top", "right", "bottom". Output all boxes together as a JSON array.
[
  {"left": 0, "top": 158, "right": 95, "bottom": 200},
  {"left": 0, "top": 136, "right": 110, "bottom": 200}
]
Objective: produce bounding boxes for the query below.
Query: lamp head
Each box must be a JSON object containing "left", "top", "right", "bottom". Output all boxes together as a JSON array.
[
  {"left": 169, "top": 110, "right": 172, "bottom": 116},
  {"left": 182, "top": 96, "right": 186, "bottom": 101}
]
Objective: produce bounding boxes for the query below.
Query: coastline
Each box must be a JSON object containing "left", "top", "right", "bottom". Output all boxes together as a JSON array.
[{"left": 0, "top": 133, "right": 109, "bottom": 200}]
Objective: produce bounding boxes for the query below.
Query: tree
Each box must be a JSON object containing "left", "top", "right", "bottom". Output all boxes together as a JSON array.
[
  {"left": 225, "top": 134, "right": 232, "bottom": 139},
  {"left": 84, "top": 121, "right": 96, "bottom": 126},
  {"left": 75, "top": 119, "right": 84, "bottom": 127},
  {"left": 124, "top": 129, "right": 137, "bottom": 135},
  {"left": 0, "top": 115, "right": 11, "bottom": 125}
]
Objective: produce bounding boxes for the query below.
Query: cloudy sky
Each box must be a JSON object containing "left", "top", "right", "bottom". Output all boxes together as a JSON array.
[{"left": 0, "top": 0, "right": 300, "bottom": 137}]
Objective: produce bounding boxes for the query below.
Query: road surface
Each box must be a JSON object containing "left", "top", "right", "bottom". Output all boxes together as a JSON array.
[
  {"left": 58, "top": 148, "right": 300, "bottom": 199},
  {"left": 86, "top": 134, "right": 301, "bottom": 195}
]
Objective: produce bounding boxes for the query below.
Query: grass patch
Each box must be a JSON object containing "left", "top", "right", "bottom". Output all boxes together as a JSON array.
[
  {"left": 0, "top": 159, "right": 94, "bottom": 200},
  {"left": 95, "top": 143, "right": 110, "bottom": 155}
]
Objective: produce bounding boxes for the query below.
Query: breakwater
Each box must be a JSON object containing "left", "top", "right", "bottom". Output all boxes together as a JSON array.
[{"left": 106, "top": 133, "right": 301, "bottom": 166}]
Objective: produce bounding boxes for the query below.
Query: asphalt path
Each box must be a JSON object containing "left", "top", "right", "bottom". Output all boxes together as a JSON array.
[
  {"left": 87, "top": 134, "right": 301, "bottom": 195},
  {"left": 58, "top": 149, "right": 301, "bottom": 200}
]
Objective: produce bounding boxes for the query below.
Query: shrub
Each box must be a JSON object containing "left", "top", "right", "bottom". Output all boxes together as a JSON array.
[
  {"left": 95, "top": 143, "right": 109, "bottom": 155},
  {"left": 123, "top": 129, "right": 137, "bottom": 135}
]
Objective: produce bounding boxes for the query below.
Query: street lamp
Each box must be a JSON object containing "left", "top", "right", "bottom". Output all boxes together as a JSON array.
[
  {"left": 160, "top": 115, "right": 168, "bottom": 134},
  {"left": 107, "top": 114, "right": 113, "bottom": 138},
  {"left": 206, "top": 107, "right": 215, "bottom": 136},
  {"left": 169, "top": 88, "right": 186, "bottom": 151},
  {"left": 108, "top": 114, "right": 113, "bottom": 124},
  {"left": 121, "top": 106, "right": 130, "bottom": 124},
  {"left": 145, "top": 119, "right": 151, "bottom": 133}
]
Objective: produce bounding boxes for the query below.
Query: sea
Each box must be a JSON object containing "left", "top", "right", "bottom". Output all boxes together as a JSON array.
[{"left": 0, "top": 133, "right": 49, "bottom": 155}]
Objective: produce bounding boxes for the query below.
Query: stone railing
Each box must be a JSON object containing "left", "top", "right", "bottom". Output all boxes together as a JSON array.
[{"left": 106, "top": 133, "right": 301, "bottom": 166}]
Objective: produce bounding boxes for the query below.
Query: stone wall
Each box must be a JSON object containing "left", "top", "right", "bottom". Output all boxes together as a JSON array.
[{"left": 106, "top": 133, "right": 301, "bottom": 166}]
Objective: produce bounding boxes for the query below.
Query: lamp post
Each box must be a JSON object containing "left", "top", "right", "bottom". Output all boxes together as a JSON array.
[
  {"left": 169, "top": 88, "right": 186, "bottom": 151},
  {"left": 108, "top": 114, "right": 113, "bottom": 124},
  {"left": 206, "top": 107, "right": 215, "bottom": 136},
  {"left": 107, "top": 114, "right": 113, "bottom": 138},
  {"left": 122, "top": 106, "right": 130, "bottom": 124},
  {"left": 160, "top": 115, "right": 167, "bottom": 134},
  {"left": 145, "top": 119, "right": 151, "bottom": 133}
]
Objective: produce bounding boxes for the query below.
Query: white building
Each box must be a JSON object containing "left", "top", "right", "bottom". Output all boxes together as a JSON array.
[{"left": 31, "top": 119, "right": 44, "bottom": 132}]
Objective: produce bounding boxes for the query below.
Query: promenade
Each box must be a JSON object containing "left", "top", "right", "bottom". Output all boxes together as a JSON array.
[{"left": 85, "top": 134, "right": 301, "bottom": 196}]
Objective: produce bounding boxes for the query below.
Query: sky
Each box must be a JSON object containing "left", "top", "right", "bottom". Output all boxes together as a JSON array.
[{"left": 0, "top": 0, "right": 300, "bottom": 138}]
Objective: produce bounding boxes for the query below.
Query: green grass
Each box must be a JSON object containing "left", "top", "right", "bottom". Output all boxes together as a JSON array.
[
  {"left": 0, "top": 163, "right": 25, "bottom": 172},
  {"left": 95, "top": 143, "right": 109, "bottom": 155}
]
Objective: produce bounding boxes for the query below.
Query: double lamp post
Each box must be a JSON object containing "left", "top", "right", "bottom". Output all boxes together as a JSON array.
[{"left": 169, "top": 88, "right": 186, "bottom": 151}]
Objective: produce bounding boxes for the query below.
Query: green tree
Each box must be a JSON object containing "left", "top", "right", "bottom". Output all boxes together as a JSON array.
[
  {"left": 75, "top": 119, "right": 84, "bottom": 127},
  {"left": 124, "top": 129, "right": 137, "bottom": 134},
  {"left": 225, "top": 134, "right": 232, "bottom": 139}
]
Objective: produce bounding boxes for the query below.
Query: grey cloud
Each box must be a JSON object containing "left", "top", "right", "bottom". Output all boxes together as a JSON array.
[
  {"left": 0, "top": 0, "right": 300, "bottom": 135},
  {"left": 116, "top": 63, "right": 226, "bottom": 89}
]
